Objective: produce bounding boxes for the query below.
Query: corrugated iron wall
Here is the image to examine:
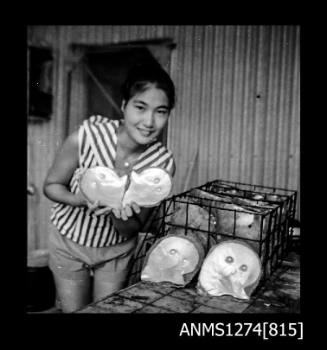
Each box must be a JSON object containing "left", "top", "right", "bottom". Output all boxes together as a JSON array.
[
  {"left": 168, "top": 26, "right": 300, "bottom": 192},
  {"left": 28, "top": 25, "right": 300, "bottom": 251}
]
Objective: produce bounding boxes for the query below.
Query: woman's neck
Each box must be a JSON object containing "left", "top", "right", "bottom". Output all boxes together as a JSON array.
[{"left": 117, "top": 123, "right": 147, "bottom": 157}]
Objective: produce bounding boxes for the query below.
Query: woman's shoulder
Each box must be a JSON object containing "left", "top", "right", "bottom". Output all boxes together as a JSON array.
[
  {"left": 148, "top": 141, "right": 176, "bottom": 176},
  {"left": 155, "top": 141, "right": 174, "bottom": 158},
  {"left": 79, "top": 116, "right": 120, "bottom": 138},
  {"left": 82, "top": 115, "right": 120, "bottom": 127}
]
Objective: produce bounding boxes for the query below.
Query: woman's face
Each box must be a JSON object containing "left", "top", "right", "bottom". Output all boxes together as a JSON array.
[{"left": 122, "top": 84, "right": 170, "bottom": 146}]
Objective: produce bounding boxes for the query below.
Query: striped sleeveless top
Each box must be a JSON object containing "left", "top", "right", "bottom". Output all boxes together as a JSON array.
[{"left": 50, "top": 115, "right": 175, "bottom": 248}]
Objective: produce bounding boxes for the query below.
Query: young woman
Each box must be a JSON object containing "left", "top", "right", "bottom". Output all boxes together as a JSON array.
[{"left": 43, "top": 63, "right": 176, "bottom": 312}]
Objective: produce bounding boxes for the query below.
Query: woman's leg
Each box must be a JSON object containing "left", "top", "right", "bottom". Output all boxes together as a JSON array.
[
  {"left": 92, "top": 237, "right": 137, "bottom": 301},
  {"left": 48, "top": 230, "right": 93, "bottom": 313},
  {"left": 52, "top": 273, "right": 92, "bottom": 313},
  {"left": 93, "top": 270, "right": 127, "bottom": 301}
]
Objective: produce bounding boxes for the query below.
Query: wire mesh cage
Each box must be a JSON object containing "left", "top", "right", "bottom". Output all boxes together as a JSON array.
[
  {"left": 198, "top": 179, "right": 298, "bottom": 252},
  {"left": 127, "top": 179, "right": 297, "bottom": 292}
]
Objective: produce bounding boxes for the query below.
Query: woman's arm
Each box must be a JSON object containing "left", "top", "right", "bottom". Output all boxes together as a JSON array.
[{"left": 43, "top": 130, "right": 87, "bottom": 207}]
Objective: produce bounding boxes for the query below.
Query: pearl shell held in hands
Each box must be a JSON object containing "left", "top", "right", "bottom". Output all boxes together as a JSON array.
[
  {"left": 79, "top": 166, "right": 172, "bottom": 209},
  {"left": 79, "top": 167, "right": 128, "bottom": 209},
  {"left": 122, "top": 168, "right": 172, "bottom": 207}
]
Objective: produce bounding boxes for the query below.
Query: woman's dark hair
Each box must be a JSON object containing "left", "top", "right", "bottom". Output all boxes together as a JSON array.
[{"left": 121, "top": 62, "right": 176, "bottom": 110}]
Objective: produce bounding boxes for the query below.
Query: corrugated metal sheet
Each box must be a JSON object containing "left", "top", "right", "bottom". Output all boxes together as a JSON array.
[
  {"left": 167, "top": 25, "right": 300, "bottom": 217},
  {"left": 27, "top": 25, "right": 300, "bottom": 251},
  {"left": 28, "top": 26, "right": 69, "bottom": 251}
]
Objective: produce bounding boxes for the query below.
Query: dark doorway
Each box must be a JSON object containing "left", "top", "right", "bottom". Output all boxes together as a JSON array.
[
  {"left": 67, "top": 39, "right": 175, "bottom": 145},
  {"left": 85, "top": 47, "right": 162, "bottom": 119},
  {"left": 28, "top": 46, "right": 53, "bottom": 121}
]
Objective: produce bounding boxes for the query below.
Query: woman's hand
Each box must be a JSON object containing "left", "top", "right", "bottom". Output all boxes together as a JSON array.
[
  {"left": 111, "top": 202, "right": 141, "bottom": 221},
  {"left": 92, "top": 202, "right": 141, "bottom": 219},
  {"left": 109, "top": 203, "right": 153, "bottom": 238},
  {"left": 73, "top": 190, "right": 89, "bottom": 207},
  {"left": 90, "top": 201, "right": 143, "bottom": 220},
  {"left": 92, "top": 205, "right": 112, "bottom": 216},
  {"left": 73, "top": 190, "right": 104, "bottom": 213}
]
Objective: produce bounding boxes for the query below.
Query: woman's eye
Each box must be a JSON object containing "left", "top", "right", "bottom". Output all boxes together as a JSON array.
[
  {"left": 157, "top": 110, "right": 168, "bottom": 115},
  {"left": 225, "top": 256, "right": 234, "bottom": 263},
  {"left": 135, "top": 105, "right": 145, "bottom": 111}
]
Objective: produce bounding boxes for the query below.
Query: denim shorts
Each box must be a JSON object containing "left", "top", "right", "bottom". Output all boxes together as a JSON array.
[{"left": 48, "top": 229, "right": 138, "bottom": 282}]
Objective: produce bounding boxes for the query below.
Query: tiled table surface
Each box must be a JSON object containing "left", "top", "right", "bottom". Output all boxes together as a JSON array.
[{"left": 76, "top": 252, "right": 300, "bottom": 314}]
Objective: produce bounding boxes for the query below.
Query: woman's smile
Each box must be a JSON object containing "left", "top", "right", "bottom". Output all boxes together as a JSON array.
[{"left": 137, "top": 127, "right": 155, "bottom": 138}]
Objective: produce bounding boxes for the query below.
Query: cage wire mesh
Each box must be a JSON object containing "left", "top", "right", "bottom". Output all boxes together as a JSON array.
[{"left": 127, "top": 179, "right": 297, "bottom": 292}]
